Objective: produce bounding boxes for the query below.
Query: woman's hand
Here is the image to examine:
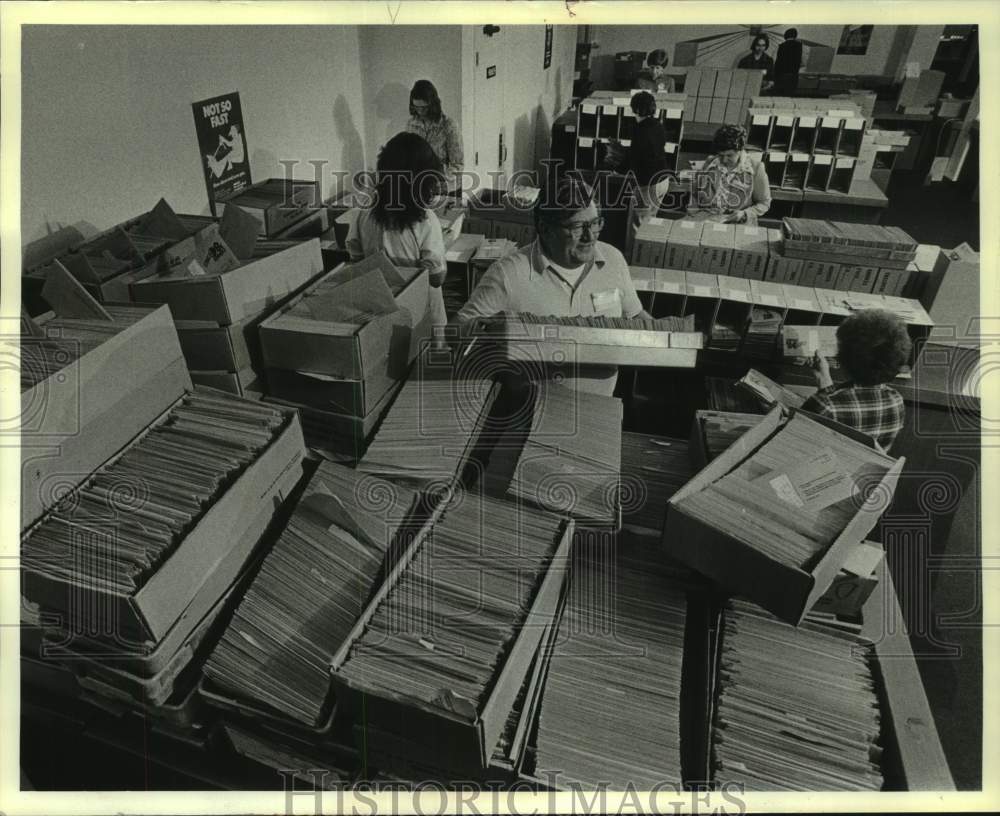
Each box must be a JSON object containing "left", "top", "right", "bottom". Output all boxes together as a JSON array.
[{"left": 810, "top": 350, "right": 834, "bottom": 389}]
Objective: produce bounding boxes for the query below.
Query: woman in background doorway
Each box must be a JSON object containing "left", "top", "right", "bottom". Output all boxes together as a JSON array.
[
  {"left": 347, "top": 131, "right": 449, "bottom": 349},
  {"left": 687, "top": 124, "right": 771, "bottom": 224},
  {"left": 406, "top": 79, "right": 464, "bottom": 195}
]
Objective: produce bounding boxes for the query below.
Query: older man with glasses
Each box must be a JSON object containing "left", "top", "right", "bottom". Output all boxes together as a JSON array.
[{"left": 455, "top": 177, "right": 650, "bottom": 396}]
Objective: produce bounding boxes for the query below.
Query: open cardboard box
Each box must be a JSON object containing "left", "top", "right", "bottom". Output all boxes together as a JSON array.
[
  {"left": 330, "top": 512, "right": 574, "bottom": 775},
  {"left": 22, "top": 389, "right": 306, "bottom": 645},
  {"left": 217, "top": 177, "right": 321, "bottom": 238},
  {"left": 665, "top": 405, "right": 904, "bottom": 625},
  {"left": 258, "top": 253, "right": 430, "bottom": 380},
  {"left": 132, "top": 234, "right": 325, "bottom": 326},
  {"left": 20, "top": 291, "right": 192, "bottom": 531}
]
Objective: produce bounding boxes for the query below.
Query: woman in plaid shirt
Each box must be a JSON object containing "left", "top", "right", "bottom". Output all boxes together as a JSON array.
[{"left": 802, "top": 309, "right": 912, "bottom": 452}]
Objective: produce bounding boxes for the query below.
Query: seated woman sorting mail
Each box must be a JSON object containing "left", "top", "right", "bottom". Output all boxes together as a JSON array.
[
  {"left": 687, "top": 124, "right": 771, "bottom": 225},
  {"left": 802, "top": 308, "right": 912, "bottom": 453}
]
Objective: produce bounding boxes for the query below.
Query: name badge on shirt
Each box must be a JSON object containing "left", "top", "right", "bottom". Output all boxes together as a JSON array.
[{"left": 591, "top": 288, "right": 622, "bottom": 315}]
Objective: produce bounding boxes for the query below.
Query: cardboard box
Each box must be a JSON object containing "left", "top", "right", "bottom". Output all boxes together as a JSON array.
[
  {"left": 729, "top": 70, "right": 749, "bottom": 100},
  {"left": 874, "top": 267, "right": 910, "bottom": 297},
  {"left": 20, "top": 303, "right": 191, "bottom": 531},
  {"left": 445, "top": 233, "right": 486, "bottom": 302},
  {"left": 695, "top": 97, "right": 713, "bottom": 123},
  {"left": 764, "top": 242, "right": 804, "bottom": 285},
  {"left": 685, "top": 270, "right": 720, "bottom": 301},
  {"left": 922, "top": 243, "right": 979, "bottom": 335},
  {"left": 835, "top": 265, "right": 878, "bottom": 293},
  {"left": 23, "top": 392, "right": 306, "bottom": 643},
  {"left": 698, "top": 222, "right": 735, "bottom": 275},
  {"left": 717, "top": 274, "right": 753, "bottom": 304},
  {"left": 664, "top": 220, "right": 704, "bottom": 271},
  {"left": 700, "top": 68, "right": 719, "bottom": 98},
  {"left": 713, "top": 70, "right": 733, "bottom": 99},
  {"left": 730, "top": 225, "right": 770, "bottom": 280},
  {"left": 264, "top": 366, "right": 402, "bottom": 417},
  {"left": 218, "top": 178, "right": 321, "bottom": 238},
  {"left": 132, "top": 239, "right": 325, "bottom": 326},
  {"left": 631, "top": 218, "right": 673, "bottom": 268},
  {"left": 330, "top": 516, "right": 575, "bottom": 774},
  {"left": 749, "top": 279, "right": 787, "bottom": 309},
  {"left": 724, "top": 97, "right": 744, "bottom": 126},
  {"left": 664, "top": 407, "right": 904, "bottom": 624},
  {"left": 259, "top": 255, "right": 430, "bottom": 384},
  {"left": 189, "top": 366, "right": 261, "bottom": 397},
  {"left": 709, "top": 97, "right": 728, "bottom": 124},
  {"left": 811, "top": 541, "right": 883, "bottom": 617},
  {"left": 684, "top": 67, "right": 703, "bottom": 98}
]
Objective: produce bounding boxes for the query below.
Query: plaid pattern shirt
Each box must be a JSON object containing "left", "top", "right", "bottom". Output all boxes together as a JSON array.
[{"left": 801, "top": 382, "right": 906, "bottom": 451}]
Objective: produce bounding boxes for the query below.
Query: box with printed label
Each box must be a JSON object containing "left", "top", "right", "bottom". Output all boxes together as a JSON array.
[
  {"left": 697, "top": 223, "right": 735, "bottom": 275},
  {"left": 664, "top": 220, "right": 705, "bottom": 271}
]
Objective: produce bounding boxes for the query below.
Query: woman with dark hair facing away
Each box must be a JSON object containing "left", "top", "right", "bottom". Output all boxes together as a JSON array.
[
  {"left": 620, "top": 91, "right": 670, "bottom": 252},
  {"left": 802, "top": 309, "right": 912, "bottom": 452},
  {"left": 347, "top": 131, "right": 449, "bottom": 348},
  {"left": 635, "top": 49, "right": 675, "bottom": 93},
  {"left": 737, "top": 33, "right": 775, "bottom": 88},
  {"left": 687, "top": 124, "right": 771, "bottom": 224},
  {"left": 406, "top": 79, "right": 464, "bottom": 194}
]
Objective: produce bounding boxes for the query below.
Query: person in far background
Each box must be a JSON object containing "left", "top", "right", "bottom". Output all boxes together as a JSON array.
[
  {"left": 773, "top": 28, "right": 806, "bottom": 96},
  {"left": 347, "top": 132, "right": 448, "bottom": 350},
  {"left": 737, "top": 33, "right": 775, "bottom": 90},
  {"left": 620, "top": 91, "right": 670, "bottom": 255},
  {"left": 635, "top": 49, "right": 675, "bottom": 93},
  {"left": 802, "top": 309, "right": 912, "bottom": 452},
  {"left": 406, "top": 79, "right": 464, "bottom": 196},
  {"left": 687, "top": 124, "right": 771, "bottom": 224}
]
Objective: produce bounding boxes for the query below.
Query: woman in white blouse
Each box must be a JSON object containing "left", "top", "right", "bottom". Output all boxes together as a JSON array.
[{"left": 347, "top": 131, "right": 448, "bottom": 348}]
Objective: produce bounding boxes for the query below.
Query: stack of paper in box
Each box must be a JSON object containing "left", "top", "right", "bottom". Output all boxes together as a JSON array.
[
  {"left": 694, "top": 410, "right": 766, "bottom": 463},
  {"left": 736, "top": 369, "right": 807, "bottom": 410},
  {"left": 357, "top": 375, "right": 499, "bottom": 489},
  {"left": 742, "top": 306, "right": 783, "bottom": 358},
  {"left": 620, "top": 433, "right": 694, "bottom": 535},
  {"left": 712, "top": 600, "right": 883, "bottom": 791},
  {"left": 508, "top": 384, "right": 623, "bottom": 526},
  {"left": 259, "top": 253, "right": 431, "bottom": 445},
  {"left": 531, "top": 537, "right": 689, "bottom": 790},
  {"left": 331, "top": 490, "right": 573, "bottom": 775},
  {"left": 202, "top": 463, "right": 417, "bottom": 729}
]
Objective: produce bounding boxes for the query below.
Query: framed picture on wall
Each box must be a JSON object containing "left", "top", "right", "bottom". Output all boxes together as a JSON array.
[{"left": 837, "top": 25, "right": 874, "bottom": 55}]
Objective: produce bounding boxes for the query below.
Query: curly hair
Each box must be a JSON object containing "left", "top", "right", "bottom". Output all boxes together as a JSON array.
[
  {"left": 409, "top": 79, "right": 443, "bottom": 122},
  {"left": 370, "top": 132, "right": 443, "bottom": 232},
  {"left": 836, "top": 309, "right": 913, "bottom": 385},
  {"left": 713, "top": 124, "right": 747, "bottom": 153},
  {"left": 630, "top": 90, "right": 657, "bottom": 118}
]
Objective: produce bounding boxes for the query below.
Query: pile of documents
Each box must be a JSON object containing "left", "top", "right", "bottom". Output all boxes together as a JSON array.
[
  {"left": 673, "top": 414, "right": 895, "bottom": 570},
  {"left": 357, "top": 377, "right": 497, "bottom": 487},
  {"left": 708, "top": 320, "right": 743, "bottom": 352},
  {"left": 696, "top": 410, "right": 765, "bottom": 461},
  {"left": 713, "top": 600, "right": 883, "bottom": 791},
  {"left": 505, "top": 313, "right": 696, "bottom": 332},
  {"left": 533, "top": 538, "right": 688, "bottom": 790},
  {"left": 337, "top": 491, "right": 564, "bottom": 712},
  {"left": 20, "top": 305, "right": 154, "bottom": 389},
  {"left": 508, "top": 384, "right": 623, "bottom": 524},
  {"left": 203, "top": 463, "right": 416, "bottom": 727},
  {"left": 736, "top": 368, "right": 807, "bottom": 410},
  {"left": 620, "top": 433, "right": 694, "bottom": 534},
  {"left": 742, "top": 307, "right": 783, "bottom": 358},
  {"left": 22, "top": 390, "right": 289, "bottom": 624}
]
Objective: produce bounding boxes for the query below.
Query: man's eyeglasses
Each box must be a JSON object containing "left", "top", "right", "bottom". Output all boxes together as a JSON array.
[{"left": 559, "top": 217, "right": 605, "bottom": 237}]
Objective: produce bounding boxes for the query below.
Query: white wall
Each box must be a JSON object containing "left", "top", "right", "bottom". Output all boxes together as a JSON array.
[
  {"left": 357, "top": 26, "right": 464, "bottom": 164},
  {"left": 501, "top": 25, "right": 576, "bottom": 179},
  {"left": 587, "top": 25, "right": 940, "bottom": 88},
  {"left": 21, "top": 25, "right": 369, "bottom": 246}
]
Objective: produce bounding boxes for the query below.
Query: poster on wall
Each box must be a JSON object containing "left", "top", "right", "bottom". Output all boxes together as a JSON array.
[
  {"left": 837, "top": 25, "right": 874, "bottom": 55},
  {"left": 192, "top": 92, "right": 251, "bottom": 216},
  {"left": 544, "top": 25, "right": 553, "bottom": 69}
]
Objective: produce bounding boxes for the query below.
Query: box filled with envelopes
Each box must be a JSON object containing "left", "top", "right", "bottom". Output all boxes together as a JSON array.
[
  {"left": 259, "top": 253, "right": 430, "bottom": 416},
  {"left": 665, "top": 406, "right": 904, "bottom": 625},
  {"left": 330, "top": 489, "right": 574, "bottom": 775},
  {"left": 218, "top": 177, "right": 321, "bottom": 238}
]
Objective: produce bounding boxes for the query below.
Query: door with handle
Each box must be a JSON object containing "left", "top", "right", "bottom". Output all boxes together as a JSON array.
[{"left": 471, "top": 25, "right": 506, "bottom": 192}]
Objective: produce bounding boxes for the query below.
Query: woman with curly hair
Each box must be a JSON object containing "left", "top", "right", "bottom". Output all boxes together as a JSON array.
[
  {"left": 347, "top": 131, "right": 448, "bottom": 347},
  {"left": 802, "top": 309, "right": 913, "bottom": 451},
  {"left": 688, "top": 124, "right": 771, "bottom": 224},
  {"left": 406, "top": 79, "right": 464, "bottom": 194}
]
